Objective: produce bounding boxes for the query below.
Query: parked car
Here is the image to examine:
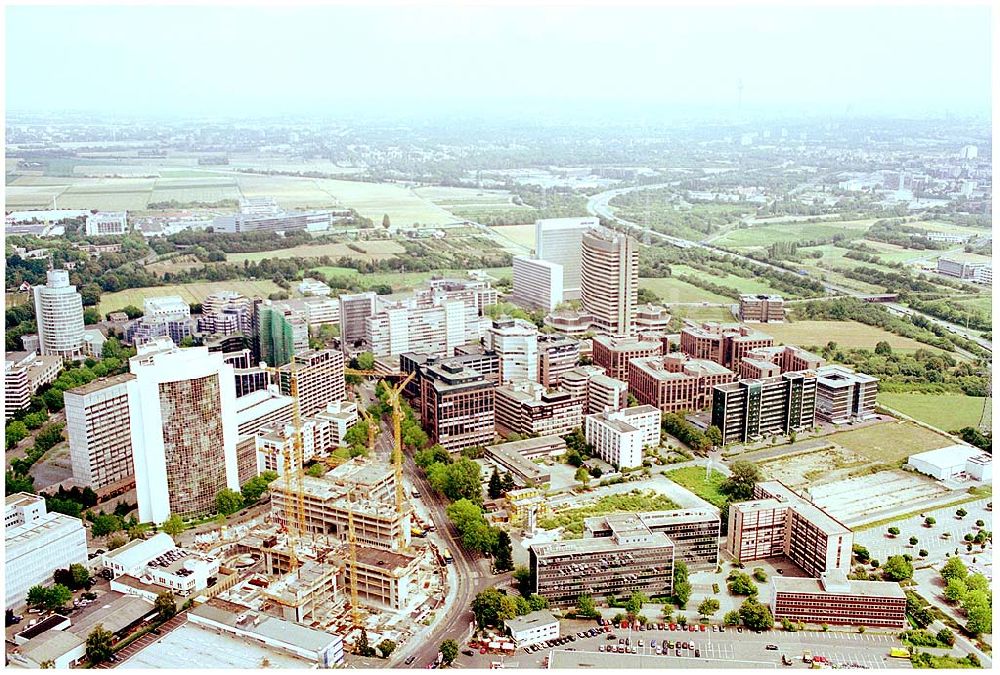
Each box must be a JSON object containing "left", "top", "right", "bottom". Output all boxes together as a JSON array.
[
  {"left": 695, "top": 649, "right": 701, "bottom": 658},
  {"left": 405, "top": 656, "right": 416, "bottom": 665},
  {"left": 766, "top": 645, "right": 779, "bottom": 651}
]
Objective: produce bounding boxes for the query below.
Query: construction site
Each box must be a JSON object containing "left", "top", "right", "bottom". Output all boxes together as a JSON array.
[{"left": 184, "top": 369, "right": 450, "bottom": 660}]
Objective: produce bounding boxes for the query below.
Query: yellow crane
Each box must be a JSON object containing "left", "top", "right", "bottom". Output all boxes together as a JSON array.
[{"left": 269, "top": 363, "right": 308, "bottom": 571}]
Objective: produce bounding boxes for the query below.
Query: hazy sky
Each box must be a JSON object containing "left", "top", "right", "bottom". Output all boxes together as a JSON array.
[{"left": 5, "top": 4, "right": 993, "bottom": 119}]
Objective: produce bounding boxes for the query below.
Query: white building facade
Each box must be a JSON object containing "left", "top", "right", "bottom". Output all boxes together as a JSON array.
[
  {"left": 512, "top": 256, "right": 564, "bottom": 311},
  {"left": 33, "top": 269, "right": 86, "bottom": 359}
]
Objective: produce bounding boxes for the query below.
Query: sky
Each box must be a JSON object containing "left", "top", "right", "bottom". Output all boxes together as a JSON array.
[{"left": 5, "top": 3, "right": 993, "bottom": 120}]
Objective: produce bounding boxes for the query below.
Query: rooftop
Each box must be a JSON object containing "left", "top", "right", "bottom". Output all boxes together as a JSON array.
[
  {"left": 752, "top": 482, "right": 852, "bottom": 537},
  {"left": 505, "top": 609, "right": 558, "bottom": 632},
  {"left": 68, "top": 594, "right": 155, "bottom": 637},
  {"left": 353, "top": 546, "right": 419, "bottom": 572},
  {"left": 15, "top": 628, "right": 85, "bottom": 664},
  {"left": 772, "top": 574, "right": 906, "bottom": 598},
  {"left": 487, "top": 435, "right": 566, "bottom": 455},
  {"left": 64, "top": 372, "right": 135, "bottom": 396},
  {"left": 908, "top": 444, "right": 988, "bottom": 468}
]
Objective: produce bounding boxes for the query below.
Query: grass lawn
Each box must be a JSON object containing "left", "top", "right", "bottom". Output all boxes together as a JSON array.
[
  {"left": 489, "top": 223, "right": 536, "bottom": 249},
  {"left": 877, "top": 392, "right": 987, "bottom": 432},
  {"left": 823, "top": 421, "right": 953, "bottom": 464},
  {"left": 98, "top": 280, "right": 282, "bottom": 314},
  {"left": 227, "top": 240, "right": 405, "bottom": 263},
  {"left": 312, "top": 266, "right": 511, "bottom": 292},
  {"left": 669, "top": 264, "right": 797, "bottom": 297},
  {"left": 538, "top": 489, "right": 679, "bottom": 538},
  {"left": 640, "top": 277, "right": 733, "bottom": 304},
  {"left": 763, "top": 320, "right": 948, "bottom": 353},
  {"left": 663, "top": 466, "right": 728, "bottom": 508},
  {"left": 714, "top": 219, "right": 875, "bottom": 249},
  {"left": 671, "top": 305, "right": 738, "bottom": 323}
]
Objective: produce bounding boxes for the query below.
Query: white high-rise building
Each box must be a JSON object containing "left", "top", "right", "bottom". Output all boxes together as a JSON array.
[
  {"left": 580, "top": 228, "right": 638, "bottom": 337},
  {"left": 127, "top": 338, "right": 239, "bottom": 524},
  {"left": 512, "top": 256, "right": 564, "bottom": 312},
  {"left": 534, "top": 217, "right": 598, "bottom": 300},
  {"left": 365, "top": 298, "right": 483, "bottom": 358},
  {"left": 583, "top": 405, "right": 661, "bottom": 469},
  {"left": 486, "top": 317, "right": 539, "bottom": 384},
  {"left": 33, "top": 269, "right": 85, "bottom": 359},
  {"left": 5, "top": 493, "right": 87, "bottom": 609}
]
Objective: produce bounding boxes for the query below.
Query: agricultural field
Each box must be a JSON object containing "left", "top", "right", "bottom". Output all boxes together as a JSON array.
[
  {"left": 639, "top": 276, "right": 733, "bottom": 304},
  {"left": 312, "top": 266, "right": 511, "bottom": 292},
  {"left": 663, "top": 466, "right": 728, "bottom": 507},
  {"left": 413, "top": 185, "right": 515, "bottom": 207},
  {"left": 821, "top": 420, "right": 953, "bottom": 464},
  {"left": 97, "top": 280, "right": 282, "bottom": 314},
  {"left": 713, "top": 218, "right": 876, "bottom": 249},
  {"left": 955, "top": 292, "right": 993, "bottom": 318},
  {"left": 311, "top": 178, "right": 456, "bottom": 226},
  {"left": 763, "top": 320, "right": 947, "bottom": 353},
  {"left": 669, "top": 264, "right": 796, "bottom": 297},
  {"left": 149, "top": 177, "right": 242, "bottom": 204},
  {"left": 489, "top": 223, "right": 536, "bottom": 249},
  {"left": 226, "top": 239, "right": 406, "bottom": 264},
  {"left": 877, "top": 392, "right": 987, "bottom": 432}
]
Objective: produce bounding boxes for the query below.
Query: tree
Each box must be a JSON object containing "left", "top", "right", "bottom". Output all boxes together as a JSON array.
[
  {"left": 414, "top": 445, "right": 451, "bottom": 469},
  {"left": 918, "top": 549, "right": 928, "bottom": 558},
  {"left": 86, "top": 625, "right": 115, "bottom": 665},
  {"left": 882, "top": 555, "right": 914, "bottom": 582},
  {"left": 738, "top": 598, "right": 773, "bottom": 631},
  {"left": 377, "top": 639, "right": 396, "bottom": 658},
  {"left": 178, "top": 335, "right": 196, "bottom": 348},
  {"left": 70, "top": 563, "right": 91, "bottom": 589},
  {"left": 923, "top": 517, "right": 936, "bottom": 527},
  {"left": 909, "top": 536, "right": 919, "bottom": 546},
  {"left": 673, "top": 582, "right": 692, "bottom": 608},
  {"left": 493, "top": 530, "right": 514, "bottom": 573},
  {"left": 705, "top": 425, "right": 723, "bottom": 447},
  {"left": 472, "top": 588, "right": 517, "bottom": 629},
  {"left": 161, "top": 514, "right": 185, "bottom": 537},
  {"left": 944, "top": 578, "right": 968, "bottom": 603},
  {"left": 674, "top": 560, "right": 689, "bottom": 586},
  {"left": 6, "top": 420, "right": 28, "bottom": 449},
  {"left": 698, "top": 598, "right": 720, "bottom": 618},
  {"left": 91, "top": 513, "right": 122, "bottom": 537},
  {"left": 488, "top": 468, "right": 503, "bottom": 500},
  {"left": 975, "top": 519, "right": 985, "bottom": 528},
  {"left": 382, "top": 214, "right": 391, "bottom": 230},
  {"left": 154, "top": 591, "right": 177, "bottom": 622},
  {"left": 963, "top": 590, "right": 992, "bottom": 635},
  {"left": 727, "top": 572, "right": 758, "bottom": 596},
  {"left": 215, "top": 488, "right": 244, "bottom": 516},
  {"left": 935, "top": 628, "right": 955, "bottom": 646},
  {"left": 440, "top": 639, "right": 458, "bottom": 665},
  {"left": 874, "top": 341, "right": 893, "bottom": 356},
  {"left": 574, "top": 466, "right": 591, "bottom": 486},
  {"left": 723, "top": 610, "right": 740, "bottom": 626},
  {"left": 852, "top": 544, "right": 871, "bottom": 563},
  {"left": 956, "top": 508, "right": 967, "bottom": 519},
  {"left": 965, "top": 573, "right": 989, "bottom": 592},
  {"left": 84, "top": 307, "right": 101, "bottom": 325},
  {"left": 720, "top": 461, "right": 762, "bottom": 500},
  {"left": 355, "top": 352, "right": 375, "bottom": 371},
  {"left": 528, "top": 594, "right": 548, "bottom": 611},
  {"left": 940, "top": 556, "right": 968, "bottom": 582},
  {"left": 575, "top": 594, "right": 600, "bottom": 619},
  {"left": 356, "top": 627, "right": 375, "bottom": 656},
  {"left": 887, "top": 527, "right": 900, "bottom": 537},
  {"left": 625, "top": 591, "right": 647, "bottom": 616},
  {"left": 513, "top": 567, "right": 533, "bottom": 598},
  {"left": 501, "top": 472, "right": 515, "bottom": 493},
  {"left": 241, "top": 470, "right": 278, "bottom": 504}
]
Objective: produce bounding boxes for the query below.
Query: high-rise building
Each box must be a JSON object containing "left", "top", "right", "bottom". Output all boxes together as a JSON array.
[
  {"left": 5, "top": 351, "right": 61, "bottom": 420},
  {"left": 199, "top": 291, "right": 253, "bottom": 336},
  {"left": 415, "top": 358, "right": 496, "bottom": 453},
  {"left": 512, "top": 256, "right": 564, "bottom": 311},
  {"left": 278, "top": 348, "right": 346, "bottom": 418},
  {"left": 534, "top": 217, "right": 598, "bottom": 300},
  {"left": 580, "top": 228, "right": 638, "bottom": 336},
  {"left": 628, "top": 353, "right": 736, "bottom": 413},
  {"left": 537, "top": 335, "right": 581, "bottom": 387},
  {"left": 584, "top": 405, "right": 661, "bottom": 469},
  {"left": 680, "top": 322, "right": 774, "bottom": 369},
  {"left": 257, "top": 301, "right": 309, "bottom": 367},
  {"left": 338, "top": 292, "right": 377, "bottom": 354},
  {"left": 711, "top": 371, "right": 818, "bottom": 445},
  {"left": 584, "top": 509, "right": 721, "bottom": 571},
  {"left": 33, "top": 269, "right": 85, "bottom": 359},
  {"left": 128, "top": 339, "right": 239, "bottom": 524},
  {"left": 814, "top": 365, "right": 879, "bottom": 424},
  {"left": 365, "top": 297, "right": 483, "bottom": 358},
  {"left": 420, "top": 278, "right": 498, "bottom": 315},
  {"left": 738, "top": 294, "right": 785, "bottom": 323},
  {"left": 64, "top": 373, "right": 136, "bottom": 495},
  {"left": 495, "top": 380, "right": 583, "bottom": 438},
  {"left": 738, "top": 345, "right": 824, "bottom": 380},
  {"left": 560, "top": 366, "right": 628, "bottom": 415},
  {"left": 486, "top": 317, "right": 539, "bottom": 384},
  {"left": 591, "top": 334, "right": 662, "bottom": 382}
]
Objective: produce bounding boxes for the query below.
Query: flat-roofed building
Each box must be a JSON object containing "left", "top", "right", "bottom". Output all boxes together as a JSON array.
[
  {"left": 537, "top": 335, "right": 581, "bottom": 387},
  {"left": 400, "top": 349, "right": 500, "bottom": 400},
  {"left": 484, "top": 437, "right": 557, "bottom": 486},
  {"left": 102, "top": 532, "right": 220, "bottom": 598},
  {"left": 415, "top": 358, "right": 496, "bottom": 453},
  {"left": 314, "top": 400, "right": 360, "bottom": 449},
  {"left": 560, "top": 365, "right": 629, "bottom": 415},
  {"left": 629, "top": 353, "right": 736, "bottom": 413},
  {"left": 143, "top": 295, "right": 191, "bottom": 321},
  {"left": 633, "top": 304, "right": 672, "bottom": 333},
  {"left": 505, "top": 610, "right": 560, "bottom": 646},
  {"left": 535, "top": 217, "right": 598, "bottom": 300},
  {"left": 85, "top": 211, "right": 128, "bottom": 236},
  {"left": 486, "top": 317, "right": 540, "bottom": 384},
  {"left": 726, "top": 481, "right": 852, "bottom": 580},
  {"left": 495, "top": 380, "right": 583, "bottom": 438},
  {"left": 738, "top": 294, "right": 785, "bottom": 323},
  {"left": 64, "top": 373, "right": 137, "bottom": 495},
  {"left": 907, "top": 445, "right": 992, "bottom": 483},
  {"left": 814, "top": 365, "right": 878, "bottom": 423},
  {"left": 5, "top": 351, "right": 62, "bottom": 420},
  {"left": 580, "top": 228, "right": 638, "bottom": 336},
  {"left": 770, "top": 572, "right": 907, "bottom": 628},
  {"left": 591, "top": 334, "right": 662, "bottom": 382},
  {"left": 513, "top": 256, "right": 564, "bottom": 311},
  {"left": 543, "top": 307, "right": 594, "bottom": 337},
  {"left": 278, "top": 348, "right": 346, "bottom": 418},
  {"left": 584, "top": 508, "right": 720, "bottom": 571},
  {"left": 711, "top": 371, "right": 818, "bottom": 445},
  {"left": 530, "top": 514, "right": 674, "bottom": 606},
  {"left": 680, "top": 322, "right": 774, "bottom": 368},
  {"left": 365, "top": 296, "right": 483, "bottom": 359},
  {"left": 338, "top": 291, "right": 377, "bottom": 354},
  {"left": 349, "top": 546, "right": 422, "bottom": 610},
  {"left": 584, "top": 405, "right": 660, "bottom": 469},
  {"left": 738, "top": 345, "right": 824, "bottom": 379}
]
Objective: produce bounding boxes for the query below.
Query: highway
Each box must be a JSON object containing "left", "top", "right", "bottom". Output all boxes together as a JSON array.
[{"left": 586, "top": 185, "right": 992, "bottom": 353}]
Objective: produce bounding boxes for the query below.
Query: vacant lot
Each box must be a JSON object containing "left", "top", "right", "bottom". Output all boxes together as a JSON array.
[
  {"left": 639, "top": 277, "right": 733, "bottom": 304},
  {"left": 227, "top": 239, "right": 405, "bottom": 264},
  {"left": 759, "top": 445, "right": 870, "bottom": 489},
  {"left": 663, "top": 466, "right": 728, "bottom": 507},
  {"left": 714, "top": 219, "right": 875, "bottom": 249},
  {"left": 537, "top": 490, "right": 679, "bottom": 538},
  {"left": 763, "top": 320, "right": 945, "bottom": 353},
  {"left": 821, "top": 421, "right": 953, "bottom": 465},
  {"left": 877, "top": 392, "right": 987, "bottom": 432},
  {"left": 98, "top": 280, "right": 282, "bottom": 314}
]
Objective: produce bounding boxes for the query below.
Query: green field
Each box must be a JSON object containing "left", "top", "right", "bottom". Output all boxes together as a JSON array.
[
  {"left": 669, "top": 264, "right": 796, "bottom": 297},
  {"left": 671, "top": 305, "right": 738, "bottom": 323},
  {"left": 664, "top": 466, "right": 729, "bottom": 507},
  {"left": 955, "top": 293, "right": 993, "bottom": 317},
  {"left": 227, "top": 240, "right": 405, "bottom": 264},
  {"left": 713, "top": 219, "right": 876, "bottom": 249},
  {"left": 877, "top": 392, "right": 987, "bottom": 432},
  {"left": 764, "top": 320, "right": 948, "bottom": 353},
  {"left": 312, "top": 266, "right": 511, "bottom": 292},
  {"left": 639, "top": 277, "right": 733, "bottom": 304},
  {"left": 538, "top": 490, "right": 679, "bottom": 538},
  {"left": 98, "top": 280, "right": 282, "bottom": 314},
  {"left": 823, "top": 421, "right": 953, "bottom": 464}
]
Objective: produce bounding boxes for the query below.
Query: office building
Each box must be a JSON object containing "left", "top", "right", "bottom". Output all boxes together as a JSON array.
[
  {"left": 350, "top": 546, "right": 422, "bottom": 611},
  {"left": 102, "top": 532, "right": 220, "bottom": 598},
  {"left": 726, "top": 481, "right": 852, "bottom": 580},
  {"left": 415, "top": 358, "right": 496, "bottom": 453},
  {"left": 128, "top": 339, "right": 239, "bottom": 524},
  {"left": 314, "top": 401, "right": 360, "bottom": 448},
  {"left": 212, "top": 199, "right": 335, "bottom": 234},
  {"left": 580, "top": 228, "right": 638, "bottom": 336},
  {"left": 125, "top": 316, "right": 193, "bottom": 347},
  {"left": 512, "top": 256, "right": 564, "bottom": 311},
  {"left": 400, "top": 350, "right": 501, "bottom": 400},
  {"left": 298, "top": 278, "right": 332, "bottom": 296},
  {"left": 33, "top": 269, "right": 85, "bottom": 359},
  {"left": 543, "top": 307, "right": 594, "bottom": 337},
  {"left": 680, "top": 322, "right": 774, "bottom": 369},
  {"left": 338, "top": 292, "right": 377, "bottom": 353},
  {"left": 814, "top": 365, "right": 879, "bottom": 424},
  {"left": 530, "top": 514, "right": 674, "bottom": 606},
  {"left": 537, "top": 335, "right": 581, "bottom": 387},
  {"left": 711, "top": 371, "right": 818, "bottom": 445},
  {"left": 236, "top": 386, "right": 296, "bottom": 483},
  {"left": 418, "top": 278, "right": 498, "bottom": 315},
  {"left": 277, "top": 348, "right": 346, "bottom": 418},
  {"left": 484, "top": 437, "right": 560, "bottom": 486},
  {"left": 629, "top": 354, "right": 736, "bottom": 413},
  {"left": 560, "top": 365, "right": 628, "bottom": 415},
  {"left": 143, "top": 295, "right": 191, "bottom": 321},
  {"left": 84, "top": 211, "right": 128, "bottom": 236},
  {"left": 535, "top": 217, "right": 598, "bottom": 300},
  {"left": 257, "top": 301, "right": 309, "bottom": 367},
  {"left": 5, "top": 351, "right": 61, "bottom": 420},
  {"left": 199, "top": 291, "right": 253, "bottom": 336},
  {"left": 738, "top": 345, "right": 824, "bottom": 380},
  {"left": 937, "top": 257, "right": 991, "bottom": 281},
  {"left": 495, "top": 380, "right": 583, "bottom": 438},
  {"left": 5, "top": 493, "right": 87, "bottom": 609},
  {"left": 584, "top": 405, "right": 661, "bottom": 469},
  {"left": 770, "top": 573, "right": 907, "bottom": 629},
  {"left": 64, "top": 374, "right": 136, "bottom": 495},
  {"left": 366, "top": 296, "right": 483, "bottom": 359},
  {"left": 486, "top": 317, "right": 539, "bottom": 383},
  {"left": 584, "top": 508, "right": 721, "bottom": 571},
  {"left": 738, "top": 294, "right": 785, "bottom": 323},
  {"left": 633, "top": 304, "right": 672, "bottom": 333},
  {"left": 591, "top": 334, "right": 662, "bottom": 381},
  {"left": 505, "top": 610, "right": 560, "bottom": 647}
]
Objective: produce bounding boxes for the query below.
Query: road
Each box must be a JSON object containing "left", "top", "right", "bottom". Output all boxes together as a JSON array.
[{"left": 586, "top": 185, "right": 993, "bottom": 353}]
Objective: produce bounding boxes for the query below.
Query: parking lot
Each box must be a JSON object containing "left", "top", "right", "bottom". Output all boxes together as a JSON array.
[{"left": 451, "top": 618, "right": 914, "bottom": 670}]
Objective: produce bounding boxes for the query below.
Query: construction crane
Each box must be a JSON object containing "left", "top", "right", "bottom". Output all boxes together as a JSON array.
[{"left": 268, "top": 363, "right": 308, "bottom": 571}]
